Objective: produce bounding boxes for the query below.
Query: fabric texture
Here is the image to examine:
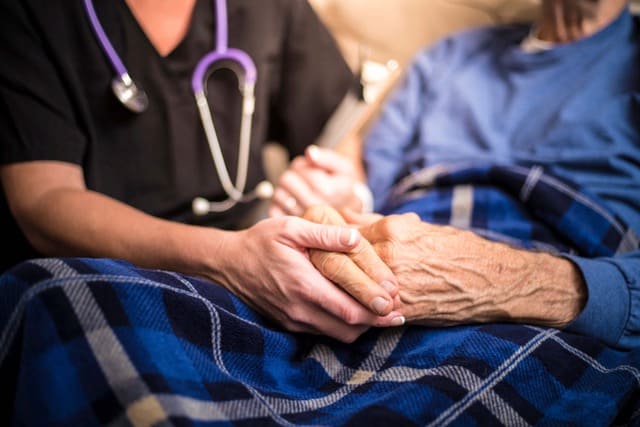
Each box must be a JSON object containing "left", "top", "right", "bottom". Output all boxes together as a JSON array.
[{"left": 1, "top": 256, "right": 639, "bottom": 427}]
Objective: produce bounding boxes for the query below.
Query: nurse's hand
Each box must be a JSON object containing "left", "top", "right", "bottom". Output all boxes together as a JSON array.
[
  {"left": 300, "top": 205, "right": 405, "bottom": 329},
  {"left": 212, "top": 214, "right": 404, "bottom": 343},
  {"left": 268, "top": 145, "right": 367, "bottom": 217}
]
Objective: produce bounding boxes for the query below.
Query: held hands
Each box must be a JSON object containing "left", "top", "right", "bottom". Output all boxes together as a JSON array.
[
  {"left": 312, "top": 208, "right": 586, "bottom": 328},
  {"left": 214, "top": 215, "right": 404, "bottom": 343},
  {"left": 269, "top": 145, "right": 365, "bottom": 217}
]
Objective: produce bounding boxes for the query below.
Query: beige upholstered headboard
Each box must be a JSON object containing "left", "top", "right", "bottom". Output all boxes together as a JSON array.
[{"left": 308, "top": 0, "right": 540, "bottom": 71}]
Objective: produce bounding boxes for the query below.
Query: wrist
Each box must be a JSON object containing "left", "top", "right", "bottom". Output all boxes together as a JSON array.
[
  {"left": 511, "top": 251, "right": 587, "bottom": 327},
  {"left": 189, "top": 227, "right": 236, "bottom": 285}
]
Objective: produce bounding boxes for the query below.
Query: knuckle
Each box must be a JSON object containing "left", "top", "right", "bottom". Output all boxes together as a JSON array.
[
  {"left": 303, "top": 205, "right": 329, "bottom": 223},
  {"left": 280, "top": 216, "right": 301, "bottom": 236},
  {"left": 377, "top": 216, "right": 397, "bottom": 235},
  {"left": 290, "top": 157, "right": 306, "bottom": 169},
  {"left": 286, "top": 306, "right": 308, "bottom": 325},
  {"left": 383, "top": 214, "right": 414, "bottom": 236},
  {"left": 336, "top": 305, "right": 362, "bottom": 326},
  {"left": 279, "top": 170, "right": 297, "bottom": 187},
  {"left": 317, "top": 253, "right": 350, "bottom": 281},
  {"left": 404, "top": 212, "right": 421, "bottom": 222}
]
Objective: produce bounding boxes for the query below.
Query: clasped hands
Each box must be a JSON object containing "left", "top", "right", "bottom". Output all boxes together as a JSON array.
[
  {"left": 261, "top": 145, "right": 585, "bottom": 342},
  {"left": 303, "top": 204, "right": 586, "bottom": 333}
]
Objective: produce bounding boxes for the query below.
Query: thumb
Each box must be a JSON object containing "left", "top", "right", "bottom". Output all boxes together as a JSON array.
[
  {"left": 285, "top": 217, "right": 361, "bottom": 252},
  {"left": 305, "top": 145, "right": 354, "bottom": 175}
]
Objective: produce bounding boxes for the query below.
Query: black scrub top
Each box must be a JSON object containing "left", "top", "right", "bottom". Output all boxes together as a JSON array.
[{"left": 0, "top": 0, "right": 356, "bottom": 272}]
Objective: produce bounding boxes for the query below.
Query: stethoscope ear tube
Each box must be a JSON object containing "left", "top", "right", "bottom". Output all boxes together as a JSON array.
[
  {"left": 190, "top": 47, "right": 261, "bottom": 215},
  {"left": 84, "top": 0, "right": 149, "bottom": 113},
  {"left": 191, "top": 180, "right": 273, "bottom": 215}
]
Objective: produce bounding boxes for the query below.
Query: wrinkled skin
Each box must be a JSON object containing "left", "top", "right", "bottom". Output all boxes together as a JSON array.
[{"left": 306, "top": 206, "right": 586, "bottom": 328}]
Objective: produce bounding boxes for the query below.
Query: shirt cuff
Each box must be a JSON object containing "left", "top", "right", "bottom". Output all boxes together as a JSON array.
[{"left": 563, "top": 255, "right": 630, "bottom": 348}]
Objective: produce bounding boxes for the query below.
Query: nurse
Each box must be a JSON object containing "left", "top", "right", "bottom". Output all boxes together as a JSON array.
[{"left": 0, "top": 0, "right": 404, "bottom": 341}]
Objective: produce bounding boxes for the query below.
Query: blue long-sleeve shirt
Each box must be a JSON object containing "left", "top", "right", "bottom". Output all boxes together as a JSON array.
[{"left": 364, "top": 8, "right": 640, "bottom": 349}]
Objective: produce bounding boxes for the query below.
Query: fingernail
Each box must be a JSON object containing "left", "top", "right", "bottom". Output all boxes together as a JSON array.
[
  {"left": 371, "top": 297, "right": 390, "bottom": 315},
  {"left": 380, "top": 280, "right": 396, "bottom": 293},
  {"left": 307, "top": 144, "right": 319, "bottom": 161},
  {"left": 391, "top": 316, "right": 405, "bottom": 326},
  {"left": 342, "top": 229, "right": 358, "bottom": 246}
]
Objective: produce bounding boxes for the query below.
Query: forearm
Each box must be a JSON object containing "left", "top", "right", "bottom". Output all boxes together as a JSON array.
[
  {"left": 497, "top": 249, "right": 586, "bottom": 327},
  {"left": 15, "top": 187, "right": 228, "bottom": 280},
  {"left": 335, "top": 132, "right": 366, "bottom": 183}
]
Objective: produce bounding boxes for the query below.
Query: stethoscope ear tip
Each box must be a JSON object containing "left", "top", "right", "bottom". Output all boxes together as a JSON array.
[
  {"left": 192, "top": 197, "right": 212, "bottom": 216},
  {"left": 255, "top": 181, "right": 274, "bottom": 200}
]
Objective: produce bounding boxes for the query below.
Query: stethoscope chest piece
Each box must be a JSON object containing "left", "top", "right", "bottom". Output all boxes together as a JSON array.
[{"left": 112, "top": 74, "right": 149, "bottom": 113}]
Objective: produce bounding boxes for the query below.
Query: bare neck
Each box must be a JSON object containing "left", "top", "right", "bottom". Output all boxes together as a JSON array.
[
  {"left": 124, "top": 0, "right": 197, "bottom": 57},
  {"left": 535, "top": 0, "right": 628, "bottom": 44}
]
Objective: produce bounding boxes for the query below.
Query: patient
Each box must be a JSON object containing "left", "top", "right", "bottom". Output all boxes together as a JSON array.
[{"left": 272, "top": 0, "right": 640, "bottom": 350}]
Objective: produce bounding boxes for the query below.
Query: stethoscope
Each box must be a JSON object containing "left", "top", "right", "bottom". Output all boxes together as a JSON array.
[{"left": 83, "top": 0, "right": 274, "bottom": 215}]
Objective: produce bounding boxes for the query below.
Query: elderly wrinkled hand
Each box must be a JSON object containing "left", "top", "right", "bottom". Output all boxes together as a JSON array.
[{"left": 356, "top": 214, "right": 586, "bottom": 328}]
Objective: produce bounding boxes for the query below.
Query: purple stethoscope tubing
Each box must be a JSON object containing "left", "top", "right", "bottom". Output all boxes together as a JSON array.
[
  {"left": 83, "top": 0, "right": 270, "bottom": 213},
  {"left": 192, "top": 0, "right": 256, "bottom": 93},
  {"left": 83, "top": 0, "right": 148, "bottom": 112},
  {"left": 83, "top": 0, "right": 127, "bottom": 78}
]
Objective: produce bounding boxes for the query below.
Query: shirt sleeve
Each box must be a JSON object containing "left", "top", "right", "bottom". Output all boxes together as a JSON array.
[
  {"left": 363, "top": 39, "right": 453, "bottom": 211},
  {"left": 0, "top": 0, "right": 86, "bottom": 166},
  {"left": 268, "top": 0, "right": 356, "bottom": 158},
  {"left": 564, "top": 251, "right": 640, "bottom": 350},
  {"left": 363, "top": 60, "right": 426, "bottom": 211}
]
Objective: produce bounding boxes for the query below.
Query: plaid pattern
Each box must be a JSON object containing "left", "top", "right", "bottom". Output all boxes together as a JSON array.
[
  {"left": 1, "top": 257, "right": 639, "bottom": 427},
  {"left": 1, "top": 164, "right": 639, "bottom": 426},
  {"left": 384, "top": 164, "right": 639, "bottom": 257}
]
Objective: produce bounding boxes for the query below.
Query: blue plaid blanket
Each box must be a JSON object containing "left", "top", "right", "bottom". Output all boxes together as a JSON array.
[
  {"left": 384, "top": 164, "right": 639, "bottom": 257},
  {"left": 1, "top": 165, "right": 639, "bottom": 426}
]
